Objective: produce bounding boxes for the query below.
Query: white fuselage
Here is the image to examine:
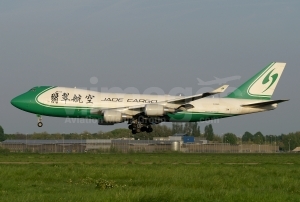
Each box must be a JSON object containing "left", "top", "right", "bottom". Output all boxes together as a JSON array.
[{"left": 37, "top": 87, "right": 276, "bottom": 116}]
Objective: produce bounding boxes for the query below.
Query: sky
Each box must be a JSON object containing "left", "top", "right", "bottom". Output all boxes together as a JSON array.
[{"left": 0, "top": 0, "right": 299, "bottom": 136}]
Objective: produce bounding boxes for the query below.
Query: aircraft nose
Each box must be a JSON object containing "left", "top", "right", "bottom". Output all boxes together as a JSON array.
[{"left": 11, "top": 95, "right": 27, "bottom": 109}]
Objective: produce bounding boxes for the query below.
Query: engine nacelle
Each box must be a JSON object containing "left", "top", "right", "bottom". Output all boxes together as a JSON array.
[
  {"left": 103, "top": 110, "right": 123, "bottom": 123},
  {"left": 98, "top": 119, "right": 114, "bottom": 125},
  {"left": 144, "top": 104, "right": 165, "bottom": 116}
]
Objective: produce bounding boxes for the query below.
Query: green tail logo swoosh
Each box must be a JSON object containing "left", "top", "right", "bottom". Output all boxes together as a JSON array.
[{"left": 262, "top": 69, "right": 278, "bottom": 93}]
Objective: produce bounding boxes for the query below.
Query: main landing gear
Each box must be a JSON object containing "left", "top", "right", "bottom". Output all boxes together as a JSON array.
[
  {"left": 128, "top": 124, "right": 153, "bottom": 134},
  {"left": 37, "top": 115, "right": 43, "bottom": 127},
  {"left": 128, "top": 116, "right": 156, "bottom": 134}
]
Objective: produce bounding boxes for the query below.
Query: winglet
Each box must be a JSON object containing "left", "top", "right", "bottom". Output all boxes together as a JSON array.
[
  {"left": 202, "top": 84, "right": 229, "bottom": 97},
  {"left": 212, "top": 85, "right": 229, "bottom": 93}
]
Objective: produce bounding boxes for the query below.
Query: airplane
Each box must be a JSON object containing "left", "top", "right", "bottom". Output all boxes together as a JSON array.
[
  {"left": 11, "top": 62, "right": 288, "bottom": 134},
  {"left": 197, "top": 75, "right": 241, "bottom": 85}
]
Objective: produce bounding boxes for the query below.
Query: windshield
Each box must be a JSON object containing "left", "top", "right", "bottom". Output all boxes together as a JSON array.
[{"left": 29, "top": 87, "right": 36, "bottom": 92}]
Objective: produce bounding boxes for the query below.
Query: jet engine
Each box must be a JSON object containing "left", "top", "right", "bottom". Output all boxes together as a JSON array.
[
  {"left": 103, "top": 110, "right": 123, "bottom": 123},
  {"left": 144, "top": 104, "right": 174, "bottom": 116},
  {"left": 98, "top": 119, "right": 115, "bottom": 125},
  {"left": 102, "top": 110, "right": 132, "bottom": 123}
]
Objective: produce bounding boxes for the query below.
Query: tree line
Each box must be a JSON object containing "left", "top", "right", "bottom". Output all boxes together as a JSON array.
[
  {"left": 0, "top": 125, "right": 4, "bottom": 142},
  {"left": 1, "top": 124, "right": 300, "bottom": 151}
]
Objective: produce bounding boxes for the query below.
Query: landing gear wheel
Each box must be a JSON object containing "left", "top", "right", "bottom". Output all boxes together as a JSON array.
[
  {"left": 37, "top": 115, "right": 43, "bottom": 127},
  {"left": 141, "top": 126, "right": 147, "bottom": 132},
  {"left": 128, "top": 125, "right": 133, "bottom": 130},
  {"left": 132, "top": 130, "right": 137, "bottom": 134},
  {"left": 146, "top": 127, "right": 153, "bottom": 133}
]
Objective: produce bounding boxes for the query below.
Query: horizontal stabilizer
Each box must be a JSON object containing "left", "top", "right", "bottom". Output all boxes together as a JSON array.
[{"left": 241, "top": 99, "right": 289, "bottom": 108}]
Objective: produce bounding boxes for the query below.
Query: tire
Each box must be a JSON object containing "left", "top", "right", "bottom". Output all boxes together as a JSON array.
[
  {"left": 147, "top": 127, "right": 153, "bottom": 133},
  {"left": 141, "top": 126, "right": 147, "bottom": 132}
]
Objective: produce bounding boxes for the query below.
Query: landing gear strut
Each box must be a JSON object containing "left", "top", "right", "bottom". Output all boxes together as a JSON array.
[
  {"left": 37, "top": 115, "right": 43, "bottom": 127},
  {"left": 128, "top": 115, "right": 163, "bottom": 134},
  {"left": 128, "top": 121, "right": 153, "bottom": 134}
]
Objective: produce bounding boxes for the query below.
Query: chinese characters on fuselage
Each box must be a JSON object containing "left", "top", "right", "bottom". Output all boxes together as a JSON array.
[
  {"left": 50, "top": 93, "right": 158, "bottom": 104},
  {"left": 51, "top": 92, "right": 94, "bottom": 104}
]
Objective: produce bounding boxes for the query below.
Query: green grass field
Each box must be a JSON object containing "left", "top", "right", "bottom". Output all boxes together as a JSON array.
[{"left": 0, "top": 153, "right": 300, "bottom": 202}]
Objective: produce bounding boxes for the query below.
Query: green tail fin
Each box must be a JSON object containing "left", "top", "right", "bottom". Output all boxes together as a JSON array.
[{"left": 226, "top": 62, "right": 286, "bottom": 100}]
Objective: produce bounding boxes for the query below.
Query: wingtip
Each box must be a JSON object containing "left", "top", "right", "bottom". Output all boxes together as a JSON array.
[{"left": 213, "top": 84, "right": 229, "bottom": 93}]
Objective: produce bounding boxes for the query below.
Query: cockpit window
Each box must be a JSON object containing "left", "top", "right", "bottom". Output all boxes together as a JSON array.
[{"left": 30, "top": 87, "right": 36, "bottom": 92}]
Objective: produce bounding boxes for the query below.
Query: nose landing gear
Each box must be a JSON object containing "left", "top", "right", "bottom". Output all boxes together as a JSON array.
[{"left": 37, "top": 115, "right": 43, "bottom": 127}]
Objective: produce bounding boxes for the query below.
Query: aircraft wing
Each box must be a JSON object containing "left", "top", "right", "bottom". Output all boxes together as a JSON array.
[
  {"left": 126, "top": 85, "right": 228, "bottom": 110},
  {"left": 241, "top": 99, "right": 289, "bottom": 108},
  {"left": 91, "top": 85, "right": 229, "bottom": 115},
  {"left": 90, "top": 107, "right": 116, "bottom": 114},
  {"left": 167, "top": 85, "right": 229, "bottom": 104}
]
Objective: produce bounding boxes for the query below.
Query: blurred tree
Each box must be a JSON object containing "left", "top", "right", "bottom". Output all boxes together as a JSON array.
[
  {"left": 253, "top": 131, "right": 265, "bottom": 144},
  {"left": 183, "top": 123, "right": 189, "bottom": 134},
  {"left": 173, "top": 122, "right": 200, "bottom": 137},
  {"left": 280, "top": 132, "right": 300, "bottom": 151},
  {"left": 213, "top": 135, "right": 222, "bottom": 143},
  {"left": 223, "top": 133, "right": 237, "bottom": 145},
  {"left": 0, "top": 125, "right": 5, "bottom": 141},
  {"left": 172, "top": 123, "right": 184, "bottom": 134},
  {"left": 172, "top": 123, "right": 176, "bottom": 134},
  {"left": 190, "top": 122, "right": 201, "bottom": 137},
  {"left": 242, "top": 131, "right": 253, "bottom": 143},
  {"left": 265, "top": 135, "right": 279, "bottom": 145},
  {"left": 204, "top": 124, "right": 214, "bottom": 141}
]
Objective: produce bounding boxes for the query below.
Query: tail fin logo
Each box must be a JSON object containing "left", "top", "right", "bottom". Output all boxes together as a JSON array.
[
  {"left": 226, "top": 62, "right": 285, "bottom": 100},
  {"left": 247, "top": 62, "right": 285, "bottom": 99},
  {"left": 262, "top": 69, "right": 278, "bottom": 93}
]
